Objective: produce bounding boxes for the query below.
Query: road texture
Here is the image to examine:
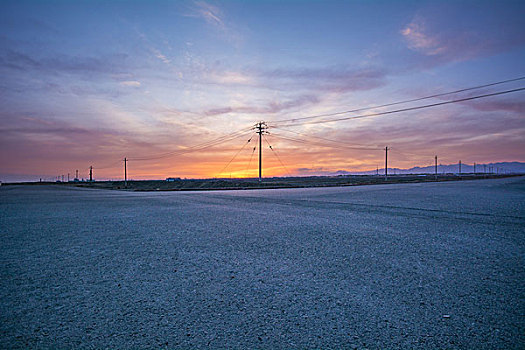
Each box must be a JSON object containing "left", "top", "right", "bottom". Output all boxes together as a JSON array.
[{"left": 1, "top": 177, "right": 524, "bottom": 349}]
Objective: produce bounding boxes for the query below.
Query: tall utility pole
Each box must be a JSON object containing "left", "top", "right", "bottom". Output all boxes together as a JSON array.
[
  {"left": 384, "top": 146, "right": 389, "bottom": 181},
  {"left": 76, "top": 169, "right": 79, "bottom": 180},
  {"left": 459, "top": 160, "right": 462, "bottom": 174},
  {"left": 435, "top": 155, "right": 438, "bottom": 180},
  {"left": 89, "top": 166, "right": 93, "bottom": 182},
  {"left": 67, "top": 173, "right": 70, "bottom": 182},
  {"left": 124, "top": 157, "right": 128, "bottom": 187},
  {"left": 255, "top": 121, "right": 268, "bottom": 182}
]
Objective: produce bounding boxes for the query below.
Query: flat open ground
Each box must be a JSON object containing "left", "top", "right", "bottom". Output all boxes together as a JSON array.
[{"left": 1, "top": 177, "right": 524, "bottom": 349}]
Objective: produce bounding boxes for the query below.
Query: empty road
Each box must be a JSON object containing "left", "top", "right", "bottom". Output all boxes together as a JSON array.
[{"left": 1, "top": 177, "right": 524, "bottom": 349}]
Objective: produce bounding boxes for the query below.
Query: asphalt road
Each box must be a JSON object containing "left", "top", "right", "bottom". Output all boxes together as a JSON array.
[{"left": 1, "top": 177, "right": 524, "bottom": 349}]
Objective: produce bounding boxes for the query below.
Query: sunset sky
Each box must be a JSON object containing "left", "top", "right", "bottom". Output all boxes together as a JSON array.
[{"left": 1, "top": 0, "right": 524, "bottom": 181}]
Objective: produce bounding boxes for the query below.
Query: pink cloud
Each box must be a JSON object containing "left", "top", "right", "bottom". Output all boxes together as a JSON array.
[{"left": 401, "top": 16, "right": 445, "bottom": 56}]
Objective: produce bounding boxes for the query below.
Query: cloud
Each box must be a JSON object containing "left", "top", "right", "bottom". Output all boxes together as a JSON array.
[
  {"left": 193, "top": 1, "right": 224, "bottom": 28},
  {"left": 461, "top": 96, "right": 525, "bottom": 114},
  {"left": 159, "top": 65, "right": 387, "bottom": 123},
  {"left": 1, "top": 49, "right": 130, "bottom": 76},
  {"left": 262, "top": 66, "right": 387, "bottom": 93},
  {"left": 400, "top": 12, "right": 525, "bottom": 67},
  {"left": 119, "top": 80, "right": 141, "bottom": 87},
  {"left": 203, "top": 94, "right": 320, "bottom": 116},
  {"left": 184, "top": 1, "right": 242, "bottom": 45},
  {"left": 152, "top": 48, "right": 171, "bottom": 64},
  {"left": 208, "top": 71, "right": 253, "bottom": 85},
  {"left": 400, "top": 17, "right": 445, "bottom": 56}
]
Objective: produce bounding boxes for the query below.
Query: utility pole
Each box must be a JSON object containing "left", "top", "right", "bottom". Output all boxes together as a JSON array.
[
  {"left": 376, "top": 166, "right": 379, "bottom": 176},
  {"left": 124, "top": 157, "right": 128, "bottom": 187},
  {"left": 384, "top": 146, "right": 389, "bottom": 181},
  {"left": 76, "top": 169, "right": 79, "bottom": 180},
  {"left": 89, "top": 166, "right": 93, "bottom": 182},
  {"left": 459, "top": 160, "right": 462, "bottom": 175},
  {"left": 255, "top": 121, "right": 268, "bottom": 182},
  {"left": 67, "top": 173, "right": 70, "bottom": 182},
  {"left": 435, "top": 155, "right": 438, "bottom": 180}
]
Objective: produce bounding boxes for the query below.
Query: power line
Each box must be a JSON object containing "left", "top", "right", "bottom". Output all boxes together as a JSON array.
[
  {"left": 263, "top": 135, "right": 292, "bottom": 177},
  {"left": 270, "top": 126, "right": 379, "bottom": 149},
  {"left": 129, "top": 126, "right": 253, "bottom": 161},
  {"left": 270, "top": 132, "right": 380, "bottom": 151},
  {"left": 271, "top": 87, "right": 525, "bottom": 127},
  {"left": 244, "top": 144, "right": 257, "bottom": 176},
  {"left": 217, "top": 133, "right": 256, "bottom": 177},
  {"left": 270, "top": 76, "right": 525, "bottom": 125},
  {"left": 89, "top": 126, "right": 253, "bottom": 175}
]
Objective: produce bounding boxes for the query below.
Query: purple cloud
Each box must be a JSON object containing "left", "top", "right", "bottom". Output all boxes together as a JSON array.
[
  {"left": 462, "top": 98, "right": 525, "bottom": 114},
  {"left": 1, "top": 49, "right": 131, "bottom": 76},
  {"left": 262, "top": 66, "right": 387, "bottom": 93},
  {"left": 400, "top": 13, "right": 525, "bottom": 68},
  {"left": 203, "top": 94, "right": 320, "bottom": 116}
]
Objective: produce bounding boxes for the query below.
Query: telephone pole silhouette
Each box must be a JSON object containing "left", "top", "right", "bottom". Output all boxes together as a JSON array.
[
  {"left": 89, "top": 166, "right": 93, "bottom": 182},
  {"left": 435, "top": 155, "right": 438, "bottom": 180},
  {"left": 124, "top": 157, "right": 128, "bottom": 187},
  {"left": 459, "top": 160, "right": 462, "bottom": 175},
  {"left": 255, "top": 121, "right": 268, "bottom": 182},
  {"left": 384, "top": 146, "right": 389, "bottom": 180}
]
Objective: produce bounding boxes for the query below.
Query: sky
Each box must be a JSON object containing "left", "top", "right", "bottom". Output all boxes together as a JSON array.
[{"left": 1, "top": 0, "right": 524, "bottom": 181}]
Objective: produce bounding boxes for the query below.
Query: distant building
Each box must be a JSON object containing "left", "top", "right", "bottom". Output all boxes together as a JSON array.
[{"left": 166, "top": 177, "right": 181, "bottom": 182}]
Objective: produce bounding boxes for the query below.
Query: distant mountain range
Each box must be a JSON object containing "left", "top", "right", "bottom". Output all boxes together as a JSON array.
[{"left": 332, "top": 162, "right": 525, "bottom": 176}]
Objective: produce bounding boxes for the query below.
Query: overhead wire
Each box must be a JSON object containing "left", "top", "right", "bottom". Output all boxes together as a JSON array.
[
  {"left": 270, "top": 87, "right": 525, "bottom": 127},
  {"left": 244, "top": 143, "right": 257, "bottom": 177},
  {"left": 270, "top": 132, "right": 381, "bottom": 151},
  {"left": 269, "top": 76, "right": 525, "bottom": 125},
  {"left": 129, "top": 126, "right": 253, "bottom": 161},
  {"left": 89, "top": 126, "right": 253, "bottom": 174},
  {"left": 263, "top": 135, "right": 292, "bottom": 177},
  {"left": 270, "top": 126, "right": 378, "bottom": 149},
  {"left": 216, "top": 132, "right": 256, "bottom": 177}
]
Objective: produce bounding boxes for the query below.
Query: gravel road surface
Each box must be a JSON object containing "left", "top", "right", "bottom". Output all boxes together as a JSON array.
[{"left": 1, "top": 177, "right": 524, "bottom": 349}]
